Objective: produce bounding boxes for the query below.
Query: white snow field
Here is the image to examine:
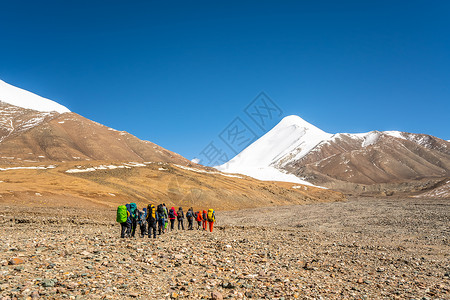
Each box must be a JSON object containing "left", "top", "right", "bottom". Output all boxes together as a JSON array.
[{"left": 0, "top": 80, "right": 70, "bottom": 113}]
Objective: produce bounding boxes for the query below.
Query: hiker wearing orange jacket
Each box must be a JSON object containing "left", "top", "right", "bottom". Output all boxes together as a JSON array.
[
  {"left": 202, "top": 210, "right": 207, "bottom": 230},
  {"left": 195, "top": 211, "right": 202, "bottom": 230}
]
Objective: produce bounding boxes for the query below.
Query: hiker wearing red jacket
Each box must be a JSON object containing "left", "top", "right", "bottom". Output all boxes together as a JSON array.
[
  {"left": 202, "top": 210, "right": 207, "bottom": 231},
  {"left": 168, "top": 207, "right": 178, "bottom": 231},
  {"left": 195, "top": 211, "right": 202, "bottom": 230}
]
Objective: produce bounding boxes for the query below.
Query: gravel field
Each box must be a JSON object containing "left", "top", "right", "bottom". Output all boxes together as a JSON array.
[{"left": 0, "top": 197, "right": 449, "bottom": 299}]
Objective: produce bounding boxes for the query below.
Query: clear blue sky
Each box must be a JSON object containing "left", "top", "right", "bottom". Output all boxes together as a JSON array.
[{"left": 1, "top": 0, "right": 449, "bottom": 162}]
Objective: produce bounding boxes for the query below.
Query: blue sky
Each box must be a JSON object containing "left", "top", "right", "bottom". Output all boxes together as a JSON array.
[{"left": 1, "top": 0, "right": 449, "bottom": 162}]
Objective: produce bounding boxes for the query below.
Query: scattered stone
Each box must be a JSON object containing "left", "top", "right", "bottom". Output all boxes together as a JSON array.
[
  {"left": 14, "top": 265, "right": 24, "bottom": 271},
  {"left": 0, "top": 198, "right": 448, "bottom": 299},
  {"left": 41, "top": 279, "right": 55, "bottom": 288},
  {"left": 221, "top": 281, "right": 235, "bottom": 289},
  {"left": 8, "top": 258, "right": 25, "bottom": 265},
  {"left": 211, "top": 291, "right": 223, "bottom": 300}
]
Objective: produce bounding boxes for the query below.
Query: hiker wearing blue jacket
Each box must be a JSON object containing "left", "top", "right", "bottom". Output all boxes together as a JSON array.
[{"left": 127, "top": 203, "right": 138, "bottom": 238}]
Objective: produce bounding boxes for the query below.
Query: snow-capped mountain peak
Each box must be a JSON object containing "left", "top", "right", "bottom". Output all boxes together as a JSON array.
[
  {"left": 0, "top": 80, "right": 70, "bottom": 113},
  {"left": 217, "top": 114, "right": 450, "bottom": 186},
  {"left": 216, "top": 115, "right": 332, "bottom": 186},
  {"left": 276, "top": 114, "right": 322, "bottom": 130}
]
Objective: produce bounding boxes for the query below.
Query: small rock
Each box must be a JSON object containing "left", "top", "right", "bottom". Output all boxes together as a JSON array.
[
  {"left": 14, "top": 265, "right": 24, "bottom": 271},
  {"left": 170, "top": 292, "right": 179, "bottom": 299},
  {"left": 211, "top": 291, "right": 223, "bottom": 300},
  {"left": 9, "top": 258, "right": 25, "bottom": 265},
  {"left": 67, "top": 282, "right": 78, "bottom": 290},
  {"left": 41, "top": 279, "right": 55, "bottom": 288},
  {"left": 221, "top": 281, "right": 235, "bottom": 289}
]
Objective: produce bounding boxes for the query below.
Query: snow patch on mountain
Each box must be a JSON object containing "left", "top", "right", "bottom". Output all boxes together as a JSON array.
[
  {"left": 0, "top": 165, "right": 56, "bottom": 171},
  {"left": 361, "top": 131, "right": 381, "bottom": 147},
  {"left": 384, "top": 131, "right": 405, "bottom": 139},
  {"left": 0, "top": 80, "right": 70, "bottom": 113},
  {"left": 65, "top": 162, "right": 149, "bottom": 173}
]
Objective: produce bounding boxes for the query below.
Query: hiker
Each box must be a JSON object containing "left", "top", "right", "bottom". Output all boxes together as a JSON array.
[
  {"left": 186, "top": 207, "right": 194, "bottom": 230},
  {"left": 195, "top": 210, "right": 203, "bottom": 230},
  {"left": 177, "top": 207, "right": 185, "bottom": 230},
  {"left": 137, "top": 208, "right": 148, "bottom": 238},
  {"left": 125, "top": 204, "right": 133, "bottom": 237},
  {"left": 168, "top": 206, "right": 177, "bottom": 231},
  {"left": 147, "top": 204, "right": 159, "bottom": 238},
  {"left": 129, "top": 203, "right": 138, "bottom": 238},
  {"left": 202, "top": 210, "right": 207, "bottom": 231},
  {"left": 157, "top": 204, "right": 165, "bottom": 235},
  {"left": 207, "top": 208, "right": 216, "bottom": 232},
  {"left": 163, "top": 203, "right": 169, "bottom": 233},
  {"left": 117, "top": 204, "right": 129, "bottom": 238}
]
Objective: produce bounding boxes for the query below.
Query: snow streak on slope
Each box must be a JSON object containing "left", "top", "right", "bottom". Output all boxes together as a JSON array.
[
  {"left": 216, "top": 115, "right": 332, "bottom": 186},
  {"left": 0, "top": 102, "right": 59, "bottom": 143},
  {"left": 0, "top": 80, "right": 70, "bottom": 113}
]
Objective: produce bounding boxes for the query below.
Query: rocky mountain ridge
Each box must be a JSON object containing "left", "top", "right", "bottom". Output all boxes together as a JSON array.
[{"left": 219, "top": 115, "right": 450, "bottom": 196}]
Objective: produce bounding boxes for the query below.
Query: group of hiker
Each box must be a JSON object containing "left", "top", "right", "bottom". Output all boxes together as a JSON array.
[{"left": 116, "top": 203, "right": 216, "bottom": 238}]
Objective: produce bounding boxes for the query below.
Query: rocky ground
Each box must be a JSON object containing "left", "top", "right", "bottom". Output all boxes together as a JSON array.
[{"left": 0, "top": 197, "right": 449, "bottom": 299}]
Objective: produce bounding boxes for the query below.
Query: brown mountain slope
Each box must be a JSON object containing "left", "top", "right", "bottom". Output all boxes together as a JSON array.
[
  {"left": 0, "top": 102, "right": 189, "bottom": 165},
  {"left": 0, "top": 102, "right": 345, "bottom": 209},
  {"left": 0, "top": 102, "right": 59, "bottom": 143},
  {"left": 0, "top": 161, "right": 345, "bottom": 210},
  {"left": 284, "top": 132, "right": 450, "bottom": 193}
]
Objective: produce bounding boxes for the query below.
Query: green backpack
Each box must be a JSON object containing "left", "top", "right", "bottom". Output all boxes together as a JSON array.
[{"left": 117, "top": 205, "right": 128, "bottom": 223}]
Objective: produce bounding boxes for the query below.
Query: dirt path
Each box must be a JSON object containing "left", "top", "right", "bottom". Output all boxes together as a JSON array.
[{"left": 0, "top": 198, "right": 449, "bottom": 299}]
